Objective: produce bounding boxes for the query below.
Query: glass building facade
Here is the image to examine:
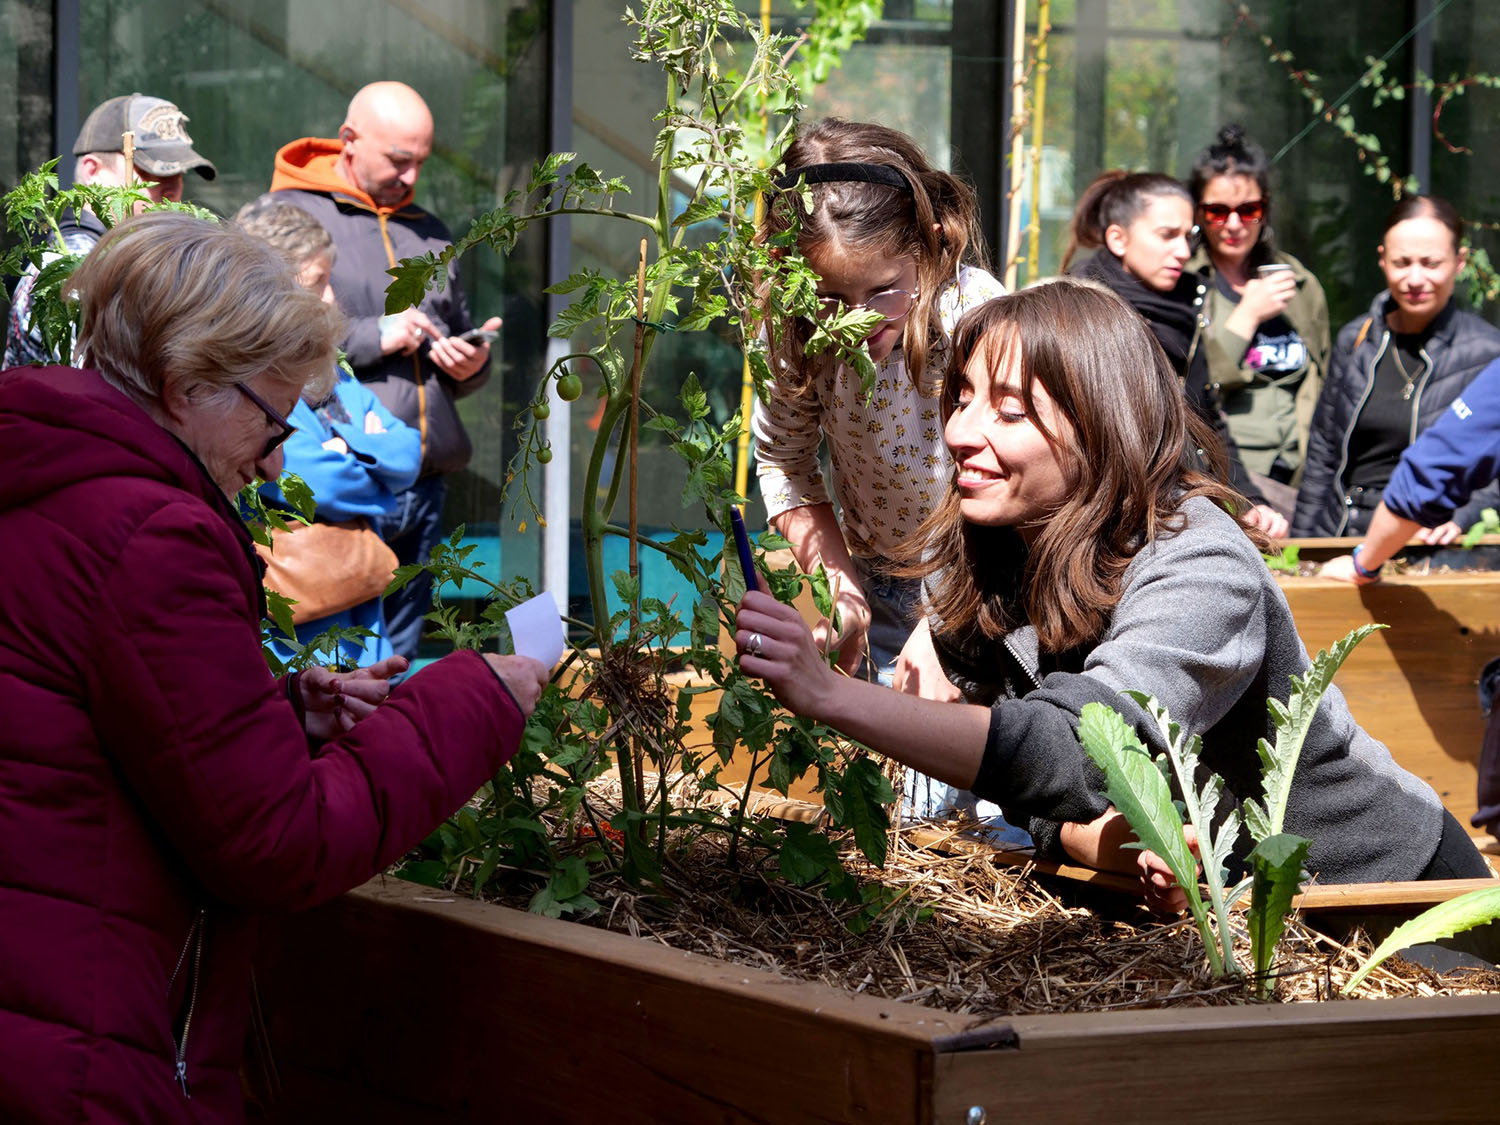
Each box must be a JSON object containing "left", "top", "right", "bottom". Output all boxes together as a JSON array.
[{"left": 3, "top": 0, "right": 1496, "bottom": 639}]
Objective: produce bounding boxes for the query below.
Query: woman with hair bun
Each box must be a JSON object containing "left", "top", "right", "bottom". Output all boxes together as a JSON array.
[
  {"left": 1062, "top": 170, "right": 1288, "bottom": 538},
  {"left": 1187, "top": 125, "right": 1330, "bottom": 516},
  {"left": 1293, "top": 195, "right": 1500, "bottom": 539}
]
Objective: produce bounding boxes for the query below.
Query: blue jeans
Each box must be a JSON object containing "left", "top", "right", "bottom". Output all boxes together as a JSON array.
[
  {"left": 373, "top": 474, "right": 447, "bottom": 663},
  {"left": 851, "top": 556, "right": 1032, "bottom": 847}
]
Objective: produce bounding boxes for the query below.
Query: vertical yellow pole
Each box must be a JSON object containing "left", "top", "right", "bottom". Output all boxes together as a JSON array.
[
  {"left": 1025, "top": 0, "right": 1052, "bottom": 282},
  {"left": 733, "top": 0, "right": 773, "bottom": 502}
]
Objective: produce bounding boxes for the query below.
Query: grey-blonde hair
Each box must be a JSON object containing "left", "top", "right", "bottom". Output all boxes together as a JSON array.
[
  {"left": 69, "top": 211, "right": 340, "bottom": 405},
  {"left": 233, "top": 198, "right": 336, "bottom": 271}
]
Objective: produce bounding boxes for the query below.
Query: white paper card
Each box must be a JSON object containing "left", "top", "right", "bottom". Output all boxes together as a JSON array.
[{"left": 505, "top": 591, "right": 565, "bottom": 668}]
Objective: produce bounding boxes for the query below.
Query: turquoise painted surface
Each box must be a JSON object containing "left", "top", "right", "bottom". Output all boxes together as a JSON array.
[{"left": 421, "top": 526, "right": 729, "bottom": 650}]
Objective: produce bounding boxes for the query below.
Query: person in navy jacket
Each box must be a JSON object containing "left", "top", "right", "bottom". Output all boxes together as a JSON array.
[{"left": 1323, "top": 355, "right": 1500, "bottom": 836}]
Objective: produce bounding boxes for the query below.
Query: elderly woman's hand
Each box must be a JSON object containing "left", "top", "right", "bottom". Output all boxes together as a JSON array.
[
  {"left": 297, "top": 656, "right": 409, "bottom": 739},
  {"left": 482, "top": 653, "right": 548, "bottom": 717},
  {"left": 734, "top": 590, "right": 841, "bottom": 717}
]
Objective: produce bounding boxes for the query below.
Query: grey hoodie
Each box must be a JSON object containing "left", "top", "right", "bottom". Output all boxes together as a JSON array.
[{"left": 936, "top": 495, "right": 1443, "bottom": 883}]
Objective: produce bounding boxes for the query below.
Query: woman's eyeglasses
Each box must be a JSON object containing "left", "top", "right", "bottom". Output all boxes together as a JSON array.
[
  {"left": 236, "top": 382, "right": 297, "bottom": 460},
  {"left": 816, "top": 287, "right": 919, "bottom": 322},
  {"left": 1198, "top": 200, "right": 1265, "bottom": 227}
]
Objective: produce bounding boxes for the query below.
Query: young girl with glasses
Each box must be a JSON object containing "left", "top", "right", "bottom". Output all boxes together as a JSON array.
[
  {"left": 750, "top": 119, "right": 1016, "bottom": 829},
  {"left": 1188, "top": 125, "right": 1331, "bottom": 517},
  {"left": 1061, "top": 169, "right": 1288, "bottom": 538}
]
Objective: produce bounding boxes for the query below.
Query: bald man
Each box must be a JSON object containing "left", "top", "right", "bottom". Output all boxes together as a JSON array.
[{"left": 269, "top": 81, "right": 502, "bottom": 661}]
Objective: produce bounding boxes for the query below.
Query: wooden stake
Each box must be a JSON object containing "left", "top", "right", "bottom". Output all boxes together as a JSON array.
[{"left": 121, "top": 131, "right": 136, "bottom": 184}]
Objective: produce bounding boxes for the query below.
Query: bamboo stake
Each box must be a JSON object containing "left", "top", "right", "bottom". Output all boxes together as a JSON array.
[
  {"left": 628, "top": 237, "right": 649, "bottom": 819},
  {"left": 1025, "top": 0, "right": 1052, "bottom": 281},
  {"left": 121, "top": 131, "right": 136, "bottom": 185},
  {"left": 1004, "top": 2, "right": 1027, "bottom": 289},
  {"left": 629, "top": 237, "right": 647, "bottom": 633}
]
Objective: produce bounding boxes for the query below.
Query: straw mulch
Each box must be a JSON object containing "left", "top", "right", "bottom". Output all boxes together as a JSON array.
[{"left": 471, "top": 797, "right": 1500, "bottom": 1016}]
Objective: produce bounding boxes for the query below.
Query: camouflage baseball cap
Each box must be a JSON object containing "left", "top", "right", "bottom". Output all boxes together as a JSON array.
[{"left": 72, "top": 93, "right": 217, "bottom": 180}]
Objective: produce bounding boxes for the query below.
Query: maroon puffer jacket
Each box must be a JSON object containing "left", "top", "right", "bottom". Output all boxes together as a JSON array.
[{"left": 0, "top": 366, "right": 524, "bottom": 1122}]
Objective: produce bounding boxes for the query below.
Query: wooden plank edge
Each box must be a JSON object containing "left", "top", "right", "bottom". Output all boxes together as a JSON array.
[
  {"left": 349, "top": 875, "right": 966, "bottom": 1045},
  {"left": 1292, "top": 876, "right": 1499, "bottom": 914}
]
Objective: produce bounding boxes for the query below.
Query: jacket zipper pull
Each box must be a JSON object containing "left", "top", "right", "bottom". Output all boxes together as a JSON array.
[{"left": 175, "top": 1059, "right": 191, "bottom": 1099}]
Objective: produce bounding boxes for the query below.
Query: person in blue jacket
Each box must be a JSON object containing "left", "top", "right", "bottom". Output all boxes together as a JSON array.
[
  {"left": 236, "top": 199, "right": 422, "bottom": 668},
  {"left": 1323, "top": 355, "right": 1500, "bottom": 836}
]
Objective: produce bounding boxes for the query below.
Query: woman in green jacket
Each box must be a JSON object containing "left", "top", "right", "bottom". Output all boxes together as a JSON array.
[{"left": 1188, "top": 125, "right": 1331, "bottom": 517}]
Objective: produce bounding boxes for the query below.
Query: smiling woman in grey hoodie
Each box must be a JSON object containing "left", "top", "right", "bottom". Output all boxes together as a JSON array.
[{"left": 735, "top": 279, "right": 1490, "bottom": 906}]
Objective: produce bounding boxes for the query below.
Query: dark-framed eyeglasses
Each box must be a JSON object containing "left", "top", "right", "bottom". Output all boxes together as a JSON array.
[
  {"left": 1198, "top": 200, "right": 1265, "bottom": 227},
  {"left": 816, "top": 287, "right": 919, "bottom": 322},
  {"left": 236, "top": 382, "right": 297, "bottom": 460}
]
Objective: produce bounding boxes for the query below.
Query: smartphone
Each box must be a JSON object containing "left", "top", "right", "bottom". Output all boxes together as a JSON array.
[
  {"left": 459, "top": 326, "right": 499, "bottom": 345},
  {"left": 729, "top": 506, "right": 758, "bottom": 593}
]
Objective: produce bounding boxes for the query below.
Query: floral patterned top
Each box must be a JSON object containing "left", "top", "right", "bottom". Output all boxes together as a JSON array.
[{"left": 751, "top": 266, "right": 1006, "bottom": 557}]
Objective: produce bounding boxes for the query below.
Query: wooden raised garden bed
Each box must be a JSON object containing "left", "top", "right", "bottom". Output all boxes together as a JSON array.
[
  {"left": 1279, "top": 537, "right": 1500, "bottom": 847},
  {"left": 250, "top": 540, "right": 1500, "bottom": 1121},
  {"left": 254, "top": 878, "right": 1500, "bottom": 1123}
]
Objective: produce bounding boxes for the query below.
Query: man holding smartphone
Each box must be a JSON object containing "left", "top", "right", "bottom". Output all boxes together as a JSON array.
[{"left": 267, "top": 80, "right": 501, "bottom": 662}]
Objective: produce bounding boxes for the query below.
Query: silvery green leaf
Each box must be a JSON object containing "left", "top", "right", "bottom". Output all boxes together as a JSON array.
[
  {"left": 1342, "top": 885, "right": 1500, "bottom": 994},
  {"left": 1253, "top": 624, "right": 1385, "bottom": 842},
  {"left": 1077, "top": 704, "right": 1226, "bottom": 974},
  {"left": 1248, "top": 832, "right": 1312, "bottom": 998}
]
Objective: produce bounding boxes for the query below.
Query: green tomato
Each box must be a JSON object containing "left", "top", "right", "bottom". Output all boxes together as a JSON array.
[
  {"left": 556, "top": 372, "right": 584, "bottom": 401},
  {"left": 533, "top": 401, "right": 551, "bottom": 420},
  {"left": 536, "top": 446, "right": 554, "bottom": 464}
]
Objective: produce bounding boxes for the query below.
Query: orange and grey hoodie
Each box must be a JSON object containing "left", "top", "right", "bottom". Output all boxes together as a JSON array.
[{"left": 267, "top": 137, "right": 487, "bottom": 477}]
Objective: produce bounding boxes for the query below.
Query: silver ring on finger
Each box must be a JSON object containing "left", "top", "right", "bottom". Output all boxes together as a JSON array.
[{"left": 746, "top": 632, "right": 763, "bottom": 656}]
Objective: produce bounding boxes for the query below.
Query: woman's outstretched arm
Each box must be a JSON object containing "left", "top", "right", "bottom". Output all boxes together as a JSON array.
[{"left": 734, "top": 590, "right": 988, "bottom": 787}]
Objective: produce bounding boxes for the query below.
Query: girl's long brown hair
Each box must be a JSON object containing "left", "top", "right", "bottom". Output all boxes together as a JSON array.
[
  {"left": 760, "top": 119, "right": 988, "bottom": 398},
  {"left": 904, "top": 279, "right": 1256, "bottom": 653}
]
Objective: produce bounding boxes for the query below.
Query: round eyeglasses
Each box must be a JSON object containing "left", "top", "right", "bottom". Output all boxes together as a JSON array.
[
  {"left": 816, "top": 287, "right": 919, "bottom": 322},
  {"left": 1198, "top": 200, "right": 1265, "bottom": 228}
]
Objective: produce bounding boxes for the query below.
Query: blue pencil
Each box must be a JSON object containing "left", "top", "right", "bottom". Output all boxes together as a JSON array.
[{"left": 729, "top": 506, "right": 758, "bottom": 592}]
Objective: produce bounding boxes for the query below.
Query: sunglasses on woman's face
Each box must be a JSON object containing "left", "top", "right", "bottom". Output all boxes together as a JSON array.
[
  {"left": 236, "top": 382, "right": 297, "bottom": 460},
  {"left": 1198, "top": 200, "right": 1265, "bottom": 227}
]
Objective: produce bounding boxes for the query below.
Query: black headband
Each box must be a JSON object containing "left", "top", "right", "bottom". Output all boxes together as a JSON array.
[{"left": 772, "top": 161, "right": 913, "bottom": 195}]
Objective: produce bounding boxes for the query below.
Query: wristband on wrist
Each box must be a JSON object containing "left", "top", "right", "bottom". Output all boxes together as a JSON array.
[{"left": 1351, "top": 545, "right": 1381, "bottom": 581}]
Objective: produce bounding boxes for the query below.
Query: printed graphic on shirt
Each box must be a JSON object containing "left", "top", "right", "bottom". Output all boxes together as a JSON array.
[
  {"left": 1246, "top": 329, "right": 1307, "bottom": 376},
  {"left": 1453, "top": 396, "right": 1472, "bottom": 421}
]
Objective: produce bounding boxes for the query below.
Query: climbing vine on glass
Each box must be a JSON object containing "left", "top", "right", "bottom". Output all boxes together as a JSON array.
[
  {"left": 389, "top": 0, "right": 899, "bottom": 919},
  {"left": 1231, "top": 1, "right": 1500, "bottom": 303}
]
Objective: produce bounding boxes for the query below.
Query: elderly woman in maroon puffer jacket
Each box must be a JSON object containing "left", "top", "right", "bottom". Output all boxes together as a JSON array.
[{"left": 0, "top": 211, "right": 548, "bottom": 1122}]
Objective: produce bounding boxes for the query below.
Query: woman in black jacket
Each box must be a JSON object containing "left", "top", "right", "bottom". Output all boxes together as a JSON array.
[
  {"left": 1062, "top": 170, "right": 1287, "bottom": 537},
  {"left": 1292, "top": 195, "right": 1500, "bottom": 538}
]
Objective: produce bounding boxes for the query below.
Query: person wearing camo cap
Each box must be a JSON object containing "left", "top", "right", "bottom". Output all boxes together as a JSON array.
[{"left": 4, "top": 92, "right": 217, "bottom": 368}]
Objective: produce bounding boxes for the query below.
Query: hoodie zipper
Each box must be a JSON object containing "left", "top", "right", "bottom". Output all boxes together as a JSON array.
[
  {"left": 1000, "top": 634, "right": 1043, "bottom": 693},
  {"left": 1409, "top": 345, "right": 1436, "bottom": 441},
  {"left": 167, "top": 909, "right": 206, "bottom": 1099}
]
